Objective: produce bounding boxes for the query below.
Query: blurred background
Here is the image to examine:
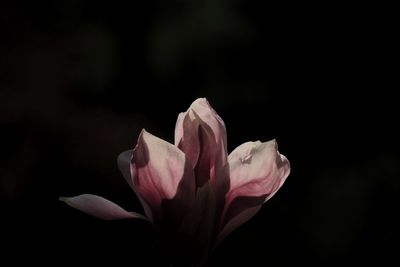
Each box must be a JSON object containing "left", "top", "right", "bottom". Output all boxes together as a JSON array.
[{"left": 1, "top": 1, "right": 398, "bottom": 266}]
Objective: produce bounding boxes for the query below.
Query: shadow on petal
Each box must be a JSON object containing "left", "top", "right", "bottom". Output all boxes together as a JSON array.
[
  {"left": 216, "top": 194, "right": 267, "bottom": 246},
  {"left": 221, "top": 194, "right": 267, "bottom": 228},
  {"left": 160, "top": 161, "right": 196, "bottom": 229}
]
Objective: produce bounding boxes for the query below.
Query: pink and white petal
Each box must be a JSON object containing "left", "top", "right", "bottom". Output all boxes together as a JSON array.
[
  {"left": 174, "top": 112, "right": 186, "bottom": 146},
  {"left": 117, "top": 150, "right": 133, "bottom": 188},
  {"left": 227, "top": 140, "right": 290, "bottom": 201},
  {"left": 175, "top": 99, "right": 229, "bottom": 189},
  {"left": 176, "top": 110, "right": 201, "bottom": 169},
  {"left": 186, "top": 99, "right": 230, "bottom": 188},
  {"left": 117, "top": 149, "right": 154, "bottom": 221},
  {"left": 189, "top": 98, "right": 227, "bottom": 150},
  {"left": 175, "top": 98, "right": 228, "bottom": 164},
  {"left": 59, "top": 194, "right": 146, "bottom": 220},
  {"left": 131, "top": 129, "right": 195, "bottom": 221},
  {"left": 265, "top": 153, "right": 290, "bottom": 202},
  {"left": 218, "top": 140, "right": 290, "bottom": 239}
]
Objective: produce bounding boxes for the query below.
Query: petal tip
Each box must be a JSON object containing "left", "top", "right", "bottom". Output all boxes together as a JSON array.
[
  {"left": 191, "top": 97, "right": 210, "bottom": 109},
  {"left": 140, "top": 128, "right": 147, "bottom": 135},
  {"left": 140, "top": 128, "right": 155, "bottom": 140},
  {"left": 271, "top": 138, "right": 277, "bottom": 146},
  {"left": 136, "top": 129, "right": 150, "bottom": 145}
]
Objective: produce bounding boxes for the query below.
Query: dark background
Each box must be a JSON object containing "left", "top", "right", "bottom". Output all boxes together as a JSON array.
[{"left": 1, "top": 1, "right": 398, "bottom": 266}]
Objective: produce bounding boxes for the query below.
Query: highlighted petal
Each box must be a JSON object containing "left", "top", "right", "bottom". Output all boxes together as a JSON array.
[
  {"left": 188, "top": 98, "right": 227, "bottom": 153},
  {"left": 175, "top": 98, "right": 227, "bottom": 158},
  {"left": 227, "top": 140, "right": 290, "bottom": 201},
  {"left": 174, "top": 112, "right": 185, "bottom": 147},
  {"left": 59, "top": 194, "right": 146, "bottom": 220},
  {"left": 131, "top": 129, "right": 195, "bottom": 222},
  {"left": 174, "top": 98, "right": 229, "bottom": 188},
  {"left": 218, "top": 140, "right": 290, "bottom": 241}
]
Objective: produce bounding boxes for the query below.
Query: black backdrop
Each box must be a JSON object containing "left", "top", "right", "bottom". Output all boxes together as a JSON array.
[{"left": 1, "top": 1, "right": 398, "bottom": 266}]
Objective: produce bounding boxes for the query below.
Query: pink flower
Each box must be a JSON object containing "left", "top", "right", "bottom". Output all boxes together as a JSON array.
[{"left": 60, "top": 98, "right": 290, "bottom": 264}]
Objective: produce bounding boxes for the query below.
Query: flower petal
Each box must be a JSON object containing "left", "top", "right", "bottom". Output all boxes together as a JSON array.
[
  {"left": 117, "top": 150, "right": 133, "bottom": 188},
  {"left": 175, "top": 98, "right": 228, "bottom": 158},
  {"left": 179, "top": 183, "right": 216, "bottom": 256},
  {"left": 218, "top": 140, "right": 290, "bottom": 241},
  {"left": 176, "top": 110, "right": 201, "bottom": 171},
  {"left": 117, "top": 149, "right": 153, "bottom": 221},
  {"left": 59, "top": 194, "right": 146, "bottom": 220},
  {"left": 174, "top": 98, "right": 229, "bottom": 188},
  {"left": 227, "top": 140, "right": 290, "bottom": 201},
  {"left": 174, "top": 112, "right": 185, "bottom": 147},
  {"left": 131, "top": 129, "right": 195, "bottom": 222},
  {"left": 188, "top": 98, "right": 228, "bottom": 153},
  {"left": 175, "top": 99, "right": 231, "bottom": 243}
]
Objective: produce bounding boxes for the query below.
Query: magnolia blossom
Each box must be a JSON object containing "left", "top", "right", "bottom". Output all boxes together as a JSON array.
[{"left": 60, "top": 98, "right": 290, "bottom": 264}]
